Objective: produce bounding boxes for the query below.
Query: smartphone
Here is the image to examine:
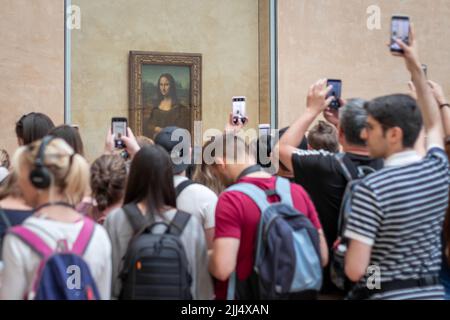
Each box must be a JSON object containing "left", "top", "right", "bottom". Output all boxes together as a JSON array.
[
  {"left": 259, "top": 124, "right": 271, "bottom": 136},
  {"left": 232, "top": 96, "right": 247, "bottom": 125},
  {"left": 111, "top": 117, "right": 127, "bottom": 149},
  {"left": 326, "top": 79, "right": 342, "bottom": 110},
  {"left": 390, "top": 15, "right": 410, "bottom": 53}
]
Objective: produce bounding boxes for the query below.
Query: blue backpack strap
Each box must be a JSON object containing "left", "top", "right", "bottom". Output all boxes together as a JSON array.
[
  {"left": 275, "top": 177, "right": 293, "bottom": 207},
  {"left": 225, "top": 183, "right": 271, "bottom": 213}
]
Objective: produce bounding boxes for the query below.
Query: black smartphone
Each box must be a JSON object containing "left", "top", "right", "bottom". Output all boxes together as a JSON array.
[
  {"left": 390, "top": 15, "right": 410, "bottom": 53},
  {"left": 111, "top": 117, "right": 127, "bottom": 149},
  {"left": 326, "top": 79, "right": 342, "bottom": 110}
]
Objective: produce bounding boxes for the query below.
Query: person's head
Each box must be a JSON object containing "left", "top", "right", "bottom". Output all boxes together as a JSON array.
[
  {"left": 156, "top": 73, "right": 178, "bottom": 104},
  {"left": 154, "top": 126, "right": 191, "bottom": 175},
  {"left": 338, "top": 98, "right": 369, "bottom": 149},
  {"left": 49, "top": 125, "right": 85, "bottom": 157},
  {"left": 0, "top": 149, "right": 10, "bottom": 169},
  {"left": 362, "top": 94, "right": 423, "bottom": 159},
  {"left": 12, "top": 136, "right": 89, "bottom": 208},
  {"left": 124, "top": 145, "right": 176, "bottom": 215},
  {"left": 206, "top": 133, "right": 256, "bottom": 187},
  {"left": 136, "top": 135, "right": 154, "bottom": 148},
  {"left": 15, "top": 112, "right": 55, "bottom": 146},
  {"left": 90, "top": 155, "right": 127, "bottom": 212},
  {"left": 307, "top": 120, "right": 339, "bottom": 152}
]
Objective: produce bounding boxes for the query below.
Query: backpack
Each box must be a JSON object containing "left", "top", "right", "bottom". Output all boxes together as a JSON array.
[
  {"left": 119, "top": 203, "right": 193, "bottom": 300},
  {"left": 329, "top": 153, "right": 376, "bottom": 291},
  {"left": 226, "top": 177, "right": 323, "bottom": 300},
  {"left": 175, "top": 179, "right": 197, "bottom": 198},
  {"left": 0, "top": 207, "right": 11, "bottom": 259},
  {"left": 8, "top": 217, "right": 100, "bottom": 300}
]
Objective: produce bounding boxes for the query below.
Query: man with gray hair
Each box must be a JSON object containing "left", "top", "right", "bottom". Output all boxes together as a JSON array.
[{"left": 275, "top": 78, "right": 383, "bottom": 296}]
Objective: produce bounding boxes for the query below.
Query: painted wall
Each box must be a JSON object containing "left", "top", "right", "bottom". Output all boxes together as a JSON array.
[
  {"left": 71, "top": 0, "right": 260, "bottom": 161},
  {"left": 278, "top": 0, "right": 450, "bottom": 128},
  {"left": 0, "top": 0, "right": 64, "bottom": 158}
]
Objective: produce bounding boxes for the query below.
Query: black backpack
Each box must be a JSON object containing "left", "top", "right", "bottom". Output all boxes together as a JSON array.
[
  {"left": 119, "top": 203, "right": 193, "bottom": 300},
  {"left": 330, "top": 153, "right": 376, "bottom": 292},
  {"left": 175, "top": 179, "right": 197, "bottom": 198}
]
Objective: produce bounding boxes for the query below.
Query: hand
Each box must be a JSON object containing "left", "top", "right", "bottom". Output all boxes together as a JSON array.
[
  {"left": 306, "top": 78, "right": 333, "bottom": 115},
  {"left": 392, "top": 23, "right": 422, "bottom": 74},
  {"left": 225, "top": 112, "right": 246, "bottom": 134},
  {"left": 408, "top": 81, "right": 418, "bottom": 100},
  {"left": 428, "top": 80, "right": 448, "bottom": 105},
  {"left": 323, "top": 107, "right": 340, "bottom": 128},
  {"left": 121, "top": 127, "right": 141, "bottom": 159}
]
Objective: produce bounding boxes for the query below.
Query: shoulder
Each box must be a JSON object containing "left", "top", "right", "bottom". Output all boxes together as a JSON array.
[
  {"left": 292, "top": 149, "right": 337, "bottom": 171},
  {"left": 426, "top": 147, "right": 449, "bottom": 166},
  {"left": 186, "top": 183, "right": 218, "bottom": 202},
  {"left": 103, "top": 207, "right": 129, "bottom": 233}
]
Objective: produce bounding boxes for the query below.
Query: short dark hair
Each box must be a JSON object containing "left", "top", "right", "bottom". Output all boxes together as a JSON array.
[
  {"left": 364, "top": 94, "right": 423, "bottom": 148},
  {"left": 15, "top": 112, "right": 55, "bottom": 145},
  {"left": 49, "top": 125, "right": 85, "bottom": 156},
  {"left": 308, "top": 121, "right": 339, "bottom": 152},
  {"left": 124, "top": 145, "right": 176, "bottom": 216},
  {"left": 339, "top": 98, "right": 368, "bottom": 147}
]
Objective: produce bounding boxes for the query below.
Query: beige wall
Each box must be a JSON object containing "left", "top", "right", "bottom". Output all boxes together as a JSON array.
[
  {"left": 278, "top": 0, "right": 450, "bottom": 128},
  {"left": 72, "top": 0, "right": 260, "bottom": 161},
  {"left": 0, "top": 0, "right": 64, "bottom": 158}
]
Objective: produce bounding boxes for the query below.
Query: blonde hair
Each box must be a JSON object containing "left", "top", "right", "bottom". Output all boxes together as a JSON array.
[
  {"left": 0, "top": 149, "right": 10, "bottom": 168},
  {"left": 12, "top": 138, "right": 89, "bottom": 206}
]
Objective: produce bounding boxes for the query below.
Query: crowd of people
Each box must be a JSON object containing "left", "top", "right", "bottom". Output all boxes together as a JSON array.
[{"left": 0, "top": 26, "right": 449, "bottom": 300}]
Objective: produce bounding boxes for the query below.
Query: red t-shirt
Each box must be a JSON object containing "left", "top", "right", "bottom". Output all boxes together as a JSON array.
[{"left": 214, "top": 176, "right": 322, "bottom": 300}]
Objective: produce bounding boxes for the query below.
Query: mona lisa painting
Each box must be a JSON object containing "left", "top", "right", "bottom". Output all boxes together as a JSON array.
[{"left": 129, "top": 51, "right": 202, "bottom": 139}]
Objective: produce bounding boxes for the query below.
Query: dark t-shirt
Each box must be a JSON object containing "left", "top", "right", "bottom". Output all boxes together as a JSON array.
[{"left": 291, "top": 149, "right": 383, "bottom": 292}]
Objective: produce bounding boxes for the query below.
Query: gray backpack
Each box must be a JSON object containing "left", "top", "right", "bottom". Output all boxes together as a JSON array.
[{"left": 226, "top": 177, "right": 323, "bottom": 300}]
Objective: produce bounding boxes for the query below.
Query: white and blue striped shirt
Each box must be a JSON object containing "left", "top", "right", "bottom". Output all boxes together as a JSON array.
[{"left": 345, "top": 147, "right": 450, "bottom": 300}]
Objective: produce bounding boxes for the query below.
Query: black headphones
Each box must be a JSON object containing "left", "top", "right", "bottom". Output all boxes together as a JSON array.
[{"left": 29, "top": 135, "right": 56, "bottom": 189}]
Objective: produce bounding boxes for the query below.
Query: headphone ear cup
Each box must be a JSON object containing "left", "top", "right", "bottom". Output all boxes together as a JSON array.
[{"left": 29, "top": 166, "right": 51, "bottom": 189}]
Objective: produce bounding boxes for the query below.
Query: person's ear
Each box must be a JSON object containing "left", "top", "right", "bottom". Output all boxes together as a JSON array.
[{"left": 388, "top": 127, "right": 403, "bottom": 146}]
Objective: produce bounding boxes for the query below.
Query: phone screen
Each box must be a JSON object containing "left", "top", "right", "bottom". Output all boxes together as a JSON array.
[
  {"left": 326, "top": 79, "right": 342, "bottom": 109},
  {"left": 112, "top": 118, "right": 127, "bottom": 148},
  {"left": 232, "top": 97, "right": 246, "bottom": 118},
  {"left": 390, "top": 16, "right": 410, "bottom": 52}
]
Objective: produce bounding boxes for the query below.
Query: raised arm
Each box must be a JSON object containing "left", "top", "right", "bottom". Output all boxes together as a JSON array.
[
  {"left": 395, "top": 24, "right": 445, "bottom": 149},
  {"left": 274, "top": 79, "right": 333, "bottom": 172}
]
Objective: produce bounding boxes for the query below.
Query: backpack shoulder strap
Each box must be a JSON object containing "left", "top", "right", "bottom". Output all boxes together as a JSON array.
[
  {"left": 0, "top": 207, "right": 11, "bottom": 229},
  {"left": 175, "top": 179, "right": 196, "bottom": 198},
  {"left": 168, "top": 210, "right": 191, "bottom": 236},
  {"left": 334, "top": 153, "right": 356, "bottom": 181},
  {"left": 8, "top": 226, "right": 53, "bottom": 258},
  {"left": 275, "top": 177, "right": 293, "bottom": 207},
  {"left": 71, "top": 217, "right": 95, "bottom": 256},
  {"left": 225, "top": 183, "right": 270, "bottom": 213},
  {"left": 123, "top": 203, "right": 150, "bottom": 233}
]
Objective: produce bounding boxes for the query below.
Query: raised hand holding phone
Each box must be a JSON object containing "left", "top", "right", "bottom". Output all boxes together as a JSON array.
[{"left": 306, "top": 78, "right": 333, "bottom": 116}]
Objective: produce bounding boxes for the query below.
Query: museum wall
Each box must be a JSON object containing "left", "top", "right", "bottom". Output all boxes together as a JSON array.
[
  {"left": 71, "top": 0, "right": 260, "bottom": 161},
  {"left": 278, "top": 0, "right": 450, "bottom": 129},
  {"left": 0, "top": 0, "right": 64, "bottom": 158}
]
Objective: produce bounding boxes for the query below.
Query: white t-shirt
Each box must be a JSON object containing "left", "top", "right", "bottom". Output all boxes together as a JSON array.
[
  {"left": 174, "top": 175, "right": 217, "bottom": 230},
  {"left": 0, "top": 216, "right": 112, "bottom": 300}
]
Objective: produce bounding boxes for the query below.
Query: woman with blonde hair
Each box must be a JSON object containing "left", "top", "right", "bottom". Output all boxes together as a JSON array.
[{"left": 0, "top": 136, "right": 111, "bottom": 299}]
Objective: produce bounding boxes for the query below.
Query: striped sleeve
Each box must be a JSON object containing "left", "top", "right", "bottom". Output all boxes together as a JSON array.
[
  {"left": 344, "top": 182, "right": 383, "bottom": 246},
  {"left": 426, "top": 147, "right": 450, "bottom": 185}
]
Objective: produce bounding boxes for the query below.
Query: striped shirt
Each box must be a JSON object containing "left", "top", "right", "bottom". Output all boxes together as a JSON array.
[{"left": 344, "top": 147, "right": 450, "bottom": 300}]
